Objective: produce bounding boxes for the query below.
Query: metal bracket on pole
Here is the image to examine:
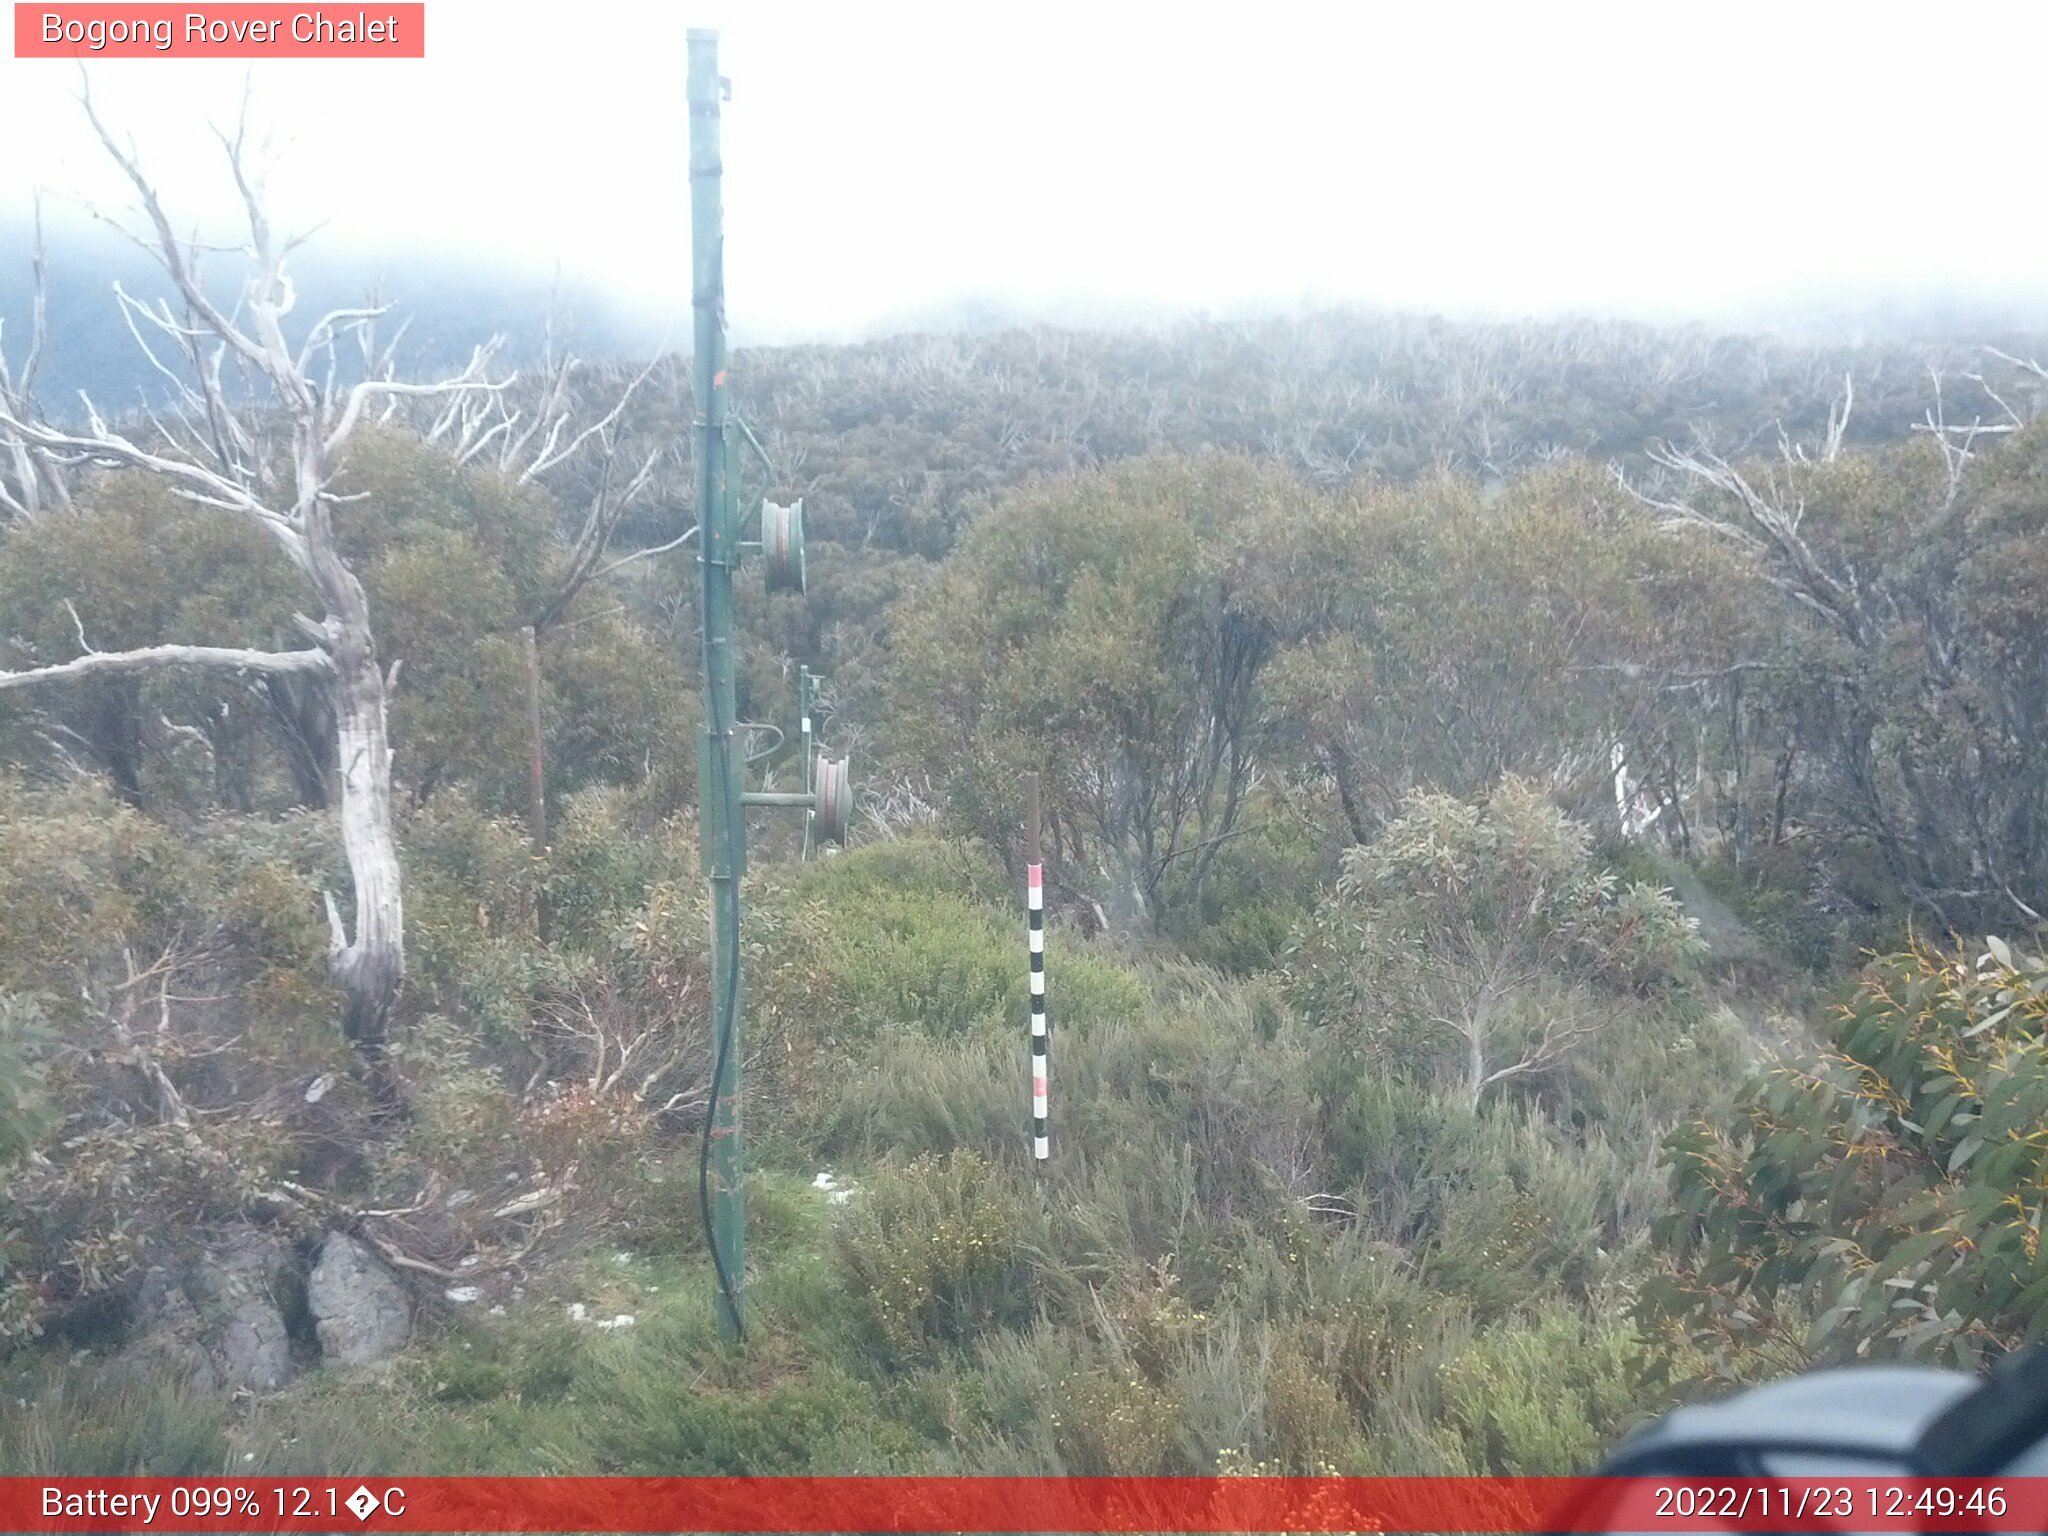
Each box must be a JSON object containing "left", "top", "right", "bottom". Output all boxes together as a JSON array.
[
  {"left": 738, "top": 671, "right": 851, "bottom": 849},
  {"left": 799, "top": 667, "right": 815, "bottom": 860}
]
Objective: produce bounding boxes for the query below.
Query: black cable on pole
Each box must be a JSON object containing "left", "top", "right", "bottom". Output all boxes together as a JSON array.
[
  {"left": 696, "top": 574, "right": 745, "bottom": 1341},
  {"left": 697, "top": 870, "right": 744, "bottom": 1341}
]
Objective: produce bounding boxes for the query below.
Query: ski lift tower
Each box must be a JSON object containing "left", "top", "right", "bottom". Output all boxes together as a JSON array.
[{"left": 688, "top": 28, "right": 851, "bottom": 1343}]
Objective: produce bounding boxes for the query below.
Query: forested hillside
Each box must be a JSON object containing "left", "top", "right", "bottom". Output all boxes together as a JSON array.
[{"left": 4, "top": 227, "right": 2047, "bottom": 1478}]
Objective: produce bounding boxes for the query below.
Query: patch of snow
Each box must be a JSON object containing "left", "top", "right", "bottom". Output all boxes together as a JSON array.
[
  {"left": 595, "top": 1314, "right": 635, "bottom": 1332},
  {"left": 444, "top": 1285, "right": 483, "bottom": 1304},
  {"left": 566, "top": 1302, "right": 588, "bottom": 1322}
]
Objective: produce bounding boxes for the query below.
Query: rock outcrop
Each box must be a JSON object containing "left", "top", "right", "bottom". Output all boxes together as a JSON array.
[
  {"left": 124, "top": 1225, "right": 299, "bottom": 1391},
  {"left": 307, "top": 1230, "right": 411, "bottom": 1365}
]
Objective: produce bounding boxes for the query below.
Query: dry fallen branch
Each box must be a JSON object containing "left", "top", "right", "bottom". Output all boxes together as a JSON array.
[{"left": 265, "top": 1163, "right": 581, "bottom": 1284}]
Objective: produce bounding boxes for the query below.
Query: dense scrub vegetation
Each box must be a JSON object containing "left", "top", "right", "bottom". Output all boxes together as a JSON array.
[
  {"left": 1654, "top": 937, "right": 2048, "bottom": 1373},
  {"left": 2, "top": 830, "right": 1730, "bottom": 1476},
  {"left": 2, "top": 303, "right": 2045, "bottom": 1476}
]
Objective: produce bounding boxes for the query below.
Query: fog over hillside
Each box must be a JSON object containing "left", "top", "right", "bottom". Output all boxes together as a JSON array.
[
  {"left": 11, "top": 203, "right": 2048, "bottom": 424},
  {"left": 0, "top": 211, "right": 666, "bottom": 409}
]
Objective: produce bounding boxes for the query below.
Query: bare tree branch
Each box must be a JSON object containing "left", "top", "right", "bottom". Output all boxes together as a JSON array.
[
  {"left": 1622, "top": 445, "right": 1869, "bottom": 646},
  {"left": 0, "top": 196, "right": 72, "bottom": 520},
  {"left": 586, "top": 522, "right": 697, "bottom": 585},
  {"left": 0, "top": 642, "right": 332, "bottom": 691}
]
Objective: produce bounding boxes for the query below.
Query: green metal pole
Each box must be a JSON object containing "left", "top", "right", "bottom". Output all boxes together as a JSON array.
[{"left": 689, "top": 26, "right": 745, "bottom": 1342}]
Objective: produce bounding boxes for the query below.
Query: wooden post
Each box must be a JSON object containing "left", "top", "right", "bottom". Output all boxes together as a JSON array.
[
  {"left": 1026, "top": 771, "right": 1041, "bottom": 869},
  {"left": 1729, "top": 672, "right": 1747, "bottom": 874},
  {"left": 521, "top": 624, "right": 550, "bottom": 944}
]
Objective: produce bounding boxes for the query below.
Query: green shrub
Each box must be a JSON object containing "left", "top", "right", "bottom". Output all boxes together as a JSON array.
[
  {"left": 0, "top": 993, "right": 51, "bottom": 1169},
  {"left": 1293, "top": 1241, "right": 1452, "bottom": 1421},
  {"left": 837, "top": 1152, "right": 1039, "bottom": 1359},
  {"left": 1097, "top": 1257, "right": 1212, "bottom": 1384},
  {"left": 1286, "top": 779, "right": 1701, "bottom": 1107},
  {"left": 575, "top": 1296, "right": 922, "bottom": 1475},
  {"left": 830, "top": 889, "right": 1021, "bottom": 1037},
  {"left": 400, "top": 790, "right": 542, "bottom": 1013},
  {"left": 813, "top": 1029, "right": 1018, "bottom": 1161},
  {"left": 1439, "top": 1308, "right": 1654, "bottom": 1473},
  {"left": 387, "top": 1012, "right": 517, "bottom": 1172},
  {"left": 1321, "top": 1076, "right": 1617, "bottom": 1317},
  {"left": 1425, "top": 1130, "right": 1614, "bottom": 1320},
  {"left": 1165, "top": 815, "right": 1328, "bottom": 976},
  {"left": 0, "top": 779, "right": 200, "bottom": 1020},
  {"left": 793, "top": 835, "right": 1011, "bottom": 910},
  {"left": 1649, "top": 936, "right": 2048, "bottom": 1371},
  {"left": 775, "top": 836, "right": 1147, "bottom": 1046},
  {"left": 1055, "top": 952, "right": 1151, "bottom": 1033},
  {"left": 1258, "top": 1336, "right": 1360, "bottom": 1473},
  {"left": 0, "top": 994, "right": 52, "bottom": 1339},
  {"left": 1052, "top": 1362, "right": 1184, "bottom": 1474},
  {"left": 601, "top": 1373, "right": 880, "bottom": 1474},
  {"left": 542, "top": 790, "right": 697, "bottom": 950}
]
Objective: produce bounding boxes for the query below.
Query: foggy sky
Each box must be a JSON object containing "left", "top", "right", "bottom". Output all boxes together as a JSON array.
[{"left": 4, "top": 0, "right": 2047, "bottom": 341}]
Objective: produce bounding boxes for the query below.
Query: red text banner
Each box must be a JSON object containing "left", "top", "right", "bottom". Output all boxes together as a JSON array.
[
  {"left": 14, "top": 5, "right": 425, "bottom": 58},
  {"left": 4, "top": 1476, "right": 2048, "bottom": 1533}
]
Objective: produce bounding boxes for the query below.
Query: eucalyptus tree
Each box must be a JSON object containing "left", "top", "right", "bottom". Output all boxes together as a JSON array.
[
  {"left": 0, "top": 100, "right": 510, "bottom": 1082},
  {"left": 889, "top": 454, "right": 1290, "bottom": 930},
  {"left": 1288, "top": 778, "right": 1701, "bottom": 1107},
  {"left": 1630, "top": 390, "right": 2048, "bottom": 931}
]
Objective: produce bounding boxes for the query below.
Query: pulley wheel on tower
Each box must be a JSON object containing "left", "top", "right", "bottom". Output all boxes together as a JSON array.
[
  {"left": 761, "top": 499, "right": 807, "bottom": 594},
  {"left": 815, "top": 754, "right": 852, "bottom": 846}
]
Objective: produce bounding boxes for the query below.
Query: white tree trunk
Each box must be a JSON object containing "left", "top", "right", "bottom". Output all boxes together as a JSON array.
[
  {"left": 310, "top": 512, "right": 405, "bottom": 1077},
  {"left": 327, "top": 649, "right": 404, "bottom": 1061}
]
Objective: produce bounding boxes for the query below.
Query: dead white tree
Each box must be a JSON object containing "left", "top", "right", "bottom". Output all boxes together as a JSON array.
[
  {"left": 0, "top": 198, "right": 74, "bottom": 521},
  {"left": 0, "top": 97, "right": 510, "bottom": 1087},
  {"left": 425, "top": 329, "right": 677, "bottom": 632},
  {"left": 1622, "top": 374, "right": 2047, "bottom": 929},
  {"left": 1909, "top": 361, "right": 2031, "bottom": 509},
  {"left": 1623, "top": 441, "right": 1873, "bottom": 649}
]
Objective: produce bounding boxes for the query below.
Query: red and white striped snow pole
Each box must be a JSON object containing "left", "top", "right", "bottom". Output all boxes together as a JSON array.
[{"left": 1026, "top": 772, "right": 1049, "bottom": 1163}]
